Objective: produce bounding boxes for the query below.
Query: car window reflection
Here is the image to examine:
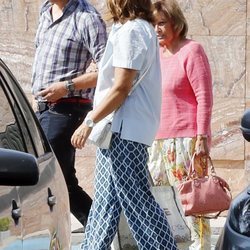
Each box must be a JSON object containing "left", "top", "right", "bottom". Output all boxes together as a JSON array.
[
  {"left": 0, "top": 87, "right": 26, "bottom": 152},
  {"left": 0, "top": 66, "right": 51, "bottom": 157}
]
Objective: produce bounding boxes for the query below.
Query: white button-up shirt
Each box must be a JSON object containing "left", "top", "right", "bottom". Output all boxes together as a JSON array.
[{"left": 94, "top": 19, "right": 162, "bottom": 146}]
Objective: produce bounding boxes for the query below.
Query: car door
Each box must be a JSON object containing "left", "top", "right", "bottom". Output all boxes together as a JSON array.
[
  {"left": 0, "top": 60, "right": 70, "bottom": 250},
  {"left": 0, "top": 77, "right": 23, "bottom": 249},
  {"left": 0, "top": 186, "right": 22, "bottom": 250}
]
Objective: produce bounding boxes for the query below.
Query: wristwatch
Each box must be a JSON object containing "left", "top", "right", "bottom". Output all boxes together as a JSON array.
[
  {"left": 65, "top": 79, "right": 75, "bottom": 92},
  {"left": 84, "top": 117, "right": 96, "bottom": 128}
]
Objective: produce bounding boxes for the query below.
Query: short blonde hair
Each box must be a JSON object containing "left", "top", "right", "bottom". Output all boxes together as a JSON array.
[
  {"left": 106, "top": 0, "right": 154, "bottom": 23},
  {"left": 153, "top": 0, "right": 188, "bottom": 38}
]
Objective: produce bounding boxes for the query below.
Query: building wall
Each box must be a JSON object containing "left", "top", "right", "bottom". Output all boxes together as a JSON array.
[{"left": 0, "top": 0, "right": 249, "bottom": 197}]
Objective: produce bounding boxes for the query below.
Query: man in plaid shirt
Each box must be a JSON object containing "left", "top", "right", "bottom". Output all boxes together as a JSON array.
[{"left": 31, "top": 0, "right": 107, "bottom": 228}]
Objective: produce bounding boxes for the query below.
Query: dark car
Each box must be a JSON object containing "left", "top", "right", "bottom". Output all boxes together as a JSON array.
[
  {"left": 215, "top": 185, "right": 250, "bottom": 250},
  {"left": 216, "top": 109, "right": 250, "bottom": 250},
  {"left": 0, "top": 59, "right": 71, "bottom": 249}
]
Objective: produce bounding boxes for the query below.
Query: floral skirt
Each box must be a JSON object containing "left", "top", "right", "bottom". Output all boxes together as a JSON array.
[{"left": 148, "top": 138, "right": 211, "bottom": 250}]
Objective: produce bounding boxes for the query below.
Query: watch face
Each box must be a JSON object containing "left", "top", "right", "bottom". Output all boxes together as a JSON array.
[
  {"left": 68, "top": 84, "right": 74, "bottom": 92},
  {"left": 85, "top": 118, "right": 94, "bottom": 127}
]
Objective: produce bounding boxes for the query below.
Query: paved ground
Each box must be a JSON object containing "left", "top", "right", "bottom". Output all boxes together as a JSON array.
[
  {"left": 71, "top": 214, "right": 83, "bottom": 250},
  {"left": 70, "top": 214, "right": 226, "bottom": 250}
]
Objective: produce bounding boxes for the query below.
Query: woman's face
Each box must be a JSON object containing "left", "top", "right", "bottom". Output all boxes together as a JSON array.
[{"left": 154, "top": 11, "right": 175, "bottom": 47}]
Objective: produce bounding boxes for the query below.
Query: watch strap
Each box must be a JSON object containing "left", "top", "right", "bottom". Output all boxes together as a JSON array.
[{"left": 65, "top": 79, "right": 75, "bottom": 92}]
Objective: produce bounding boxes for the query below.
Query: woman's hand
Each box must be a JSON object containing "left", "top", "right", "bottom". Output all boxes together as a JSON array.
[
  {"left": 195, "top": 135, "right": 209, "bottom": 156},
  {"left": 71, "top": 122, "right": 92, "bottom": 149}
]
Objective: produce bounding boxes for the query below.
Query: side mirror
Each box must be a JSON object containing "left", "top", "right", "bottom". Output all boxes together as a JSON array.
[{"left": 0, "top": 148, "right": 39, "bottom": 186}]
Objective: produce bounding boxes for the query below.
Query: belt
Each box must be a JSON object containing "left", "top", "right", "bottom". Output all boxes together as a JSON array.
[
  {"left": 55, "top": 97, "right": 92, "bottom": 104},
  {"left": 37, "top": 97, "right": 92, "bottom": 112}
]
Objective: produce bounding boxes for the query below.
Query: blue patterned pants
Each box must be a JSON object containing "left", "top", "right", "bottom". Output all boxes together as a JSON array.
[{"left": 81, "top": 133, "right": 177, "bottom": 250}]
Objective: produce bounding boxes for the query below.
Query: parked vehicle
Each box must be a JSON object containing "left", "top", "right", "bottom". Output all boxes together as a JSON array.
[
  {"left": 216, "top": 109, "right": 250, "bottom": 250},
  {"left": 0, "top": 58, "right": 71, "bottom": 250},
  {"left": 215, "top": 185, "right": 250, "bottom": 250}
]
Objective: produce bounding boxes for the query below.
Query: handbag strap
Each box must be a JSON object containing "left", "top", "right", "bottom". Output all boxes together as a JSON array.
[
  {"left": 128, "top": 65, "right": 150, "bottom": 95},
  {"left": 128, "top": 36, "right": 158, "bottom": 96},
  {"left": 188, "top": 153, "right": 216, "bottom": 179}
]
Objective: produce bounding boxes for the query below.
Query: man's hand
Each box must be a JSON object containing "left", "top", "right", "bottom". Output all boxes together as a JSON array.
[
  {"left": 36, "top": 81, "right": 67, "bottom": 102},
  {"left": 31, "top": 95, "right": 39, "bottom": 112}
]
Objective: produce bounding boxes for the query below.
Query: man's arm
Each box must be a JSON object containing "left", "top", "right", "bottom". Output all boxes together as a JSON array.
[{"left": 36, "top": 70, "right": 98, "bottom": 102}]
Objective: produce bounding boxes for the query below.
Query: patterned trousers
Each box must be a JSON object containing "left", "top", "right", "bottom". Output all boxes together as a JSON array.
[{"left": 81, "top": 133, "right": 178, "bottom": 250}]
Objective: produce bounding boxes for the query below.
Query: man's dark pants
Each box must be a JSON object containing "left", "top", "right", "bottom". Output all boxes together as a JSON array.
[{"left": 36, "top": 101, "right": 92, "bottom": 226}]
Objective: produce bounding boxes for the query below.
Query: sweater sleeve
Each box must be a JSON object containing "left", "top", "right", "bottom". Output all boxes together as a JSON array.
[{"left": 184, "top": 43, "right": 213, "bottom": 135}]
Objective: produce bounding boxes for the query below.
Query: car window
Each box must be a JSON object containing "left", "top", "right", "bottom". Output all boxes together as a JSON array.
[
  {"left": 0, "top": 66, "right": 51, "bottom": 157},
  {"left": 0, "top": 85, "right": 27, "bottom": 152}
]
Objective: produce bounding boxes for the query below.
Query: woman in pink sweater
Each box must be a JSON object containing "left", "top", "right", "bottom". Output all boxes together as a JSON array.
[{"left": 148, "top": 0, "right": 213, "bottom": 249}]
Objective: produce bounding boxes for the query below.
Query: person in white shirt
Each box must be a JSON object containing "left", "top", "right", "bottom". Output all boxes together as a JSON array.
[{"left": 71, "top": 0, "right": 177, "bottom": 249}]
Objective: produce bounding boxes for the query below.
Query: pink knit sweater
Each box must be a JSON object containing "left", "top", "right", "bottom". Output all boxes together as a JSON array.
[{"left": 156, "top": 39, "right": 213, "bottom": 139}]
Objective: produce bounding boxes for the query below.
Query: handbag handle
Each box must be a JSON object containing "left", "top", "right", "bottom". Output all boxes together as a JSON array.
[{"left": 188, "top": 153, "right": 216, "bottom": 179}]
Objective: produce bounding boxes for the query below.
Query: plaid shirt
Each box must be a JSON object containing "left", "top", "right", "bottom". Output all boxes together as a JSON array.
[{"left": 31, "top": 0, "right": 107, "bottom": 100}]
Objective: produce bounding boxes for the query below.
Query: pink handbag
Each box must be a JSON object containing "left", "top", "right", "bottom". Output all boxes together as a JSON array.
[{"left": 177, "top": 155, "right": 232, "bottom": 218}]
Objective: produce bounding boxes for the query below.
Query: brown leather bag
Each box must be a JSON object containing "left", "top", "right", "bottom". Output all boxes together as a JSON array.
[{"left": 177, "top": 155, "right": 232, "bottom": 218}]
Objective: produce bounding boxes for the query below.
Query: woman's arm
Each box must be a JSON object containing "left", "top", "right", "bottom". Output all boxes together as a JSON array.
[
  {"left": 71, "top": 67, "right": 137, "bottom": 149},
  {"left": 91, "top": 67, "right": 137, "bottom": 123},
  {"left": 186, "top": 43, "right": 213, "bottom": 155}
]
